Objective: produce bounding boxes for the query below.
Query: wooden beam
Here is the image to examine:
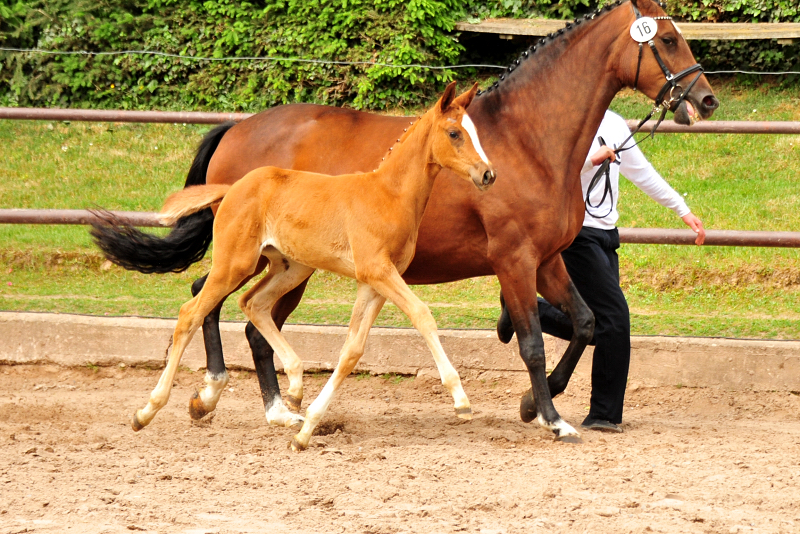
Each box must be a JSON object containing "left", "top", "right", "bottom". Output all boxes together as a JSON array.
[{"left": 456, "top": 19, "right": 800, "bottom": 41}]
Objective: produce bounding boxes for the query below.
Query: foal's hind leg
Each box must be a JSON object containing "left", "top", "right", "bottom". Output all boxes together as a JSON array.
[
  {"left": 291, "top": 283, "right": 386, "bottom": 451},
  {"left": 132, "top": 270, "right": 246, "bottom": 431},
  {"left": 367, "top": 269, "right": 471, "bottom": 419},
  {"left": 238, "top": 252, "right": 315, "bottom": 429},
  {"left": 188, "top": 257, "right": 272, "bottom": 420},
  {"left": 248, "top": 276, "right": 312, "bottom": 416},
  {"left": 187, "top": 274, "right": 229, "bottom": 421}
]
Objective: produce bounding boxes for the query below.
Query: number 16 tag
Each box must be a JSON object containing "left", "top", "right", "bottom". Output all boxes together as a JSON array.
[{"left": 630, "top": 17, "right": 657, "bottom": 43}]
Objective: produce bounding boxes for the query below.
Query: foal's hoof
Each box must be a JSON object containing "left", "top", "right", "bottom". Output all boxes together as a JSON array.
[
  {"left": 285, "top": 394, "right": 302, "bottom": 413},
  {"left": 519, "top": 388, "right": 537, "bottom": 423},
  {"left": 188, "top": 391, "right": 211, "bottom": 421},
  {"left": 290, "top": 437, "right": 307, "bottom": 452},
  {"left": 131, "top": 412, "right": 145, "bottom": 432},
  {"left": 455, "top": 406, "right": 473, "bottom": 420}
]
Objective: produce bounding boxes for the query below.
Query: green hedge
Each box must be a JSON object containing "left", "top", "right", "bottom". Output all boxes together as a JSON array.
[{"left": 0, "top": 0, "right": 797, "bottom": 111}]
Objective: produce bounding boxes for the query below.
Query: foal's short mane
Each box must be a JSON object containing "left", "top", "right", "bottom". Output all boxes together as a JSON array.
[
  {"left": 476, "top": 0, "right": 665, "bottom": 98},
  {"left": 374, "top": 112, "right": 424, "bottom": 171}
]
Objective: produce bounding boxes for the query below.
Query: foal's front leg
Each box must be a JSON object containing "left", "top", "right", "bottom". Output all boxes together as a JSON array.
[
  {"left": 368, "top": 270, "right": 471, "bottom": 419},
  {"left": 291, "top": 283, "right": 386, "bottom": 451}
]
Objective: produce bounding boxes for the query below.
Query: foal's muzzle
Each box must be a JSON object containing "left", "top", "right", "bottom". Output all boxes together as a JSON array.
[{"left": 470, "top": 162, "right": 497, "bottom": 191}]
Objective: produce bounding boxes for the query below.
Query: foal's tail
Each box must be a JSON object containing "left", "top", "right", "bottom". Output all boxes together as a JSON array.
[
  {"left": 159, "top": 184, "right": 231, "bottom": 226},
  {"left": 90, "top": 122, "right": 235, "bottom": 273}
]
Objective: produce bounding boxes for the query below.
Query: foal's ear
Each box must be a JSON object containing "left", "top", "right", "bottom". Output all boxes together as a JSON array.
[
  {"left": 438, "top": 81, "right": 458, "bottom": 113},
  {"left": 453, "top": 83, "right": 479, "bottom": 110}
]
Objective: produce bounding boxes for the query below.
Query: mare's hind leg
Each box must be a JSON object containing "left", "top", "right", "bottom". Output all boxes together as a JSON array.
[
  {"left": 238, "top": 252, "right": 315, "bottom": 429},
  {"left": 248, "top": 277, "right": 313, "bottom": 417},
  {"left": 291, "top": 283, "right": 386, "bottom": 451},
  {"left": 518, "top": 256, "right": 595, "bottom": 423},
  {"left": 367, "top": 268, "right": 471, "bottom": 419}
]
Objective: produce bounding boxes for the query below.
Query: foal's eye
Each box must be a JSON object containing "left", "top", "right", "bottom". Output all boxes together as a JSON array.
[{"left": 448, "top": 130, "right": 460, "bottom": 140}]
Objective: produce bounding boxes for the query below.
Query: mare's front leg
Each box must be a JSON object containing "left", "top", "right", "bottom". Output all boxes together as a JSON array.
[
  {"left": 291, "top": 283, "right": 386, "bottom": 451},
  {"left": 518, "top": 255, "right": 594, "bottom": 423},
  {"left": 492, "top": 254, "right": 581, "bottom": 442},
  {"left": 247, "top": 276, "right": 312, "bottom": 418},
  {"left": 368, "top": 269, "right": 471, "bottom": 419}
]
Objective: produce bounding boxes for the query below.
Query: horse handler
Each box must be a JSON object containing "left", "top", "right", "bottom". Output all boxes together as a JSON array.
[{"left": 499, "top": 109, "right": 706, "bottom": 433}]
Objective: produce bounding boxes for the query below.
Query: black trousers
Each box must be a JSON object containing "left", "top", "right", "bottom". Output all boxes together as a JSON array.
[{"left": 539, "top": 226, "right": 630, "bottom": 424}]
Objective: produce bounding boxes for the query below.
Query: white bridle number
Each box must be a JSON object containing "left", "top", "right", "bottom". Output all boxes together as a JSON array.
[{"left": 630, "top": 17, "right": 657, "bottom": 43}]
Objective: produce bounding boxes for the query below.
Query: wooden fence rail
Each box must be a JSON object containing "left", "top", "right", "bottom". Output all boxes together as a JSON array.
[
  {"left": 455, "top": 19, "right": 800, "bottom": 44},
  {"left": 1, "top": 209, "right": 798, "bottom": 248},
  {"left": 2, "top": 107, "right": 800, "bottom": 134}
]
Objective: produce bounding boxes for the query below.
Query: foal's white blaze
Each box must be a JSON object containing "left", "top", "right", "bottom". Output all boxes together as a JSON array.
[{"left": 461, "top": 114, "right": 490, "bottom": 164}]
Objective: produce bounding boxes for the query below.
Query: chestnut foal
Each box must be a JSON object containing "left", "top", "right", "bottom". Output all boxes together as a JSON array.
[{"left": 131, "top": 82, "right": 496, "bottom": 450}]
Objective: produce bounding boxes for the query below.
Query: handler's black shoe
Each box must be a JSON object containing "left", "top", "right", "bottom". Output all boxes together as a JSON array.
[{"left": 581, "top": 416, "right": 623, "bottom": 433}]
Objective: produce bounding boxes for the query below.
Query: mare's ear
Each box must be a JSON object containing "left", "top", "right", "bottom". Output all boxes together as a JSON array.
[
  {"left": 438, "top": 81, "right": 458, "bottom": 113},
  {"left": 453, "top": 83, "right": 479, "bottom": 110}
]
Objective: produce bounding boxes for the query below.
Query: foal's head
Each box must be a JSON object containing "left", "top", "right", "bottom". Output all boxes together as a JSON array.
[
  {"left": 429, "top": 82, "right": 497, "bottom": 191},
  {"left": 616, "top": 0, "right": 718, "bottom": 124}
]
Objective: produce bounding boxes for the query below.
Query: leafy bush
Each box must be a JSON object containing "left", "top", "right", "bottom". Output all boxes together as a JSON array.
[{"left": 0, "top": 0, "right": 797, "bottom": 111}]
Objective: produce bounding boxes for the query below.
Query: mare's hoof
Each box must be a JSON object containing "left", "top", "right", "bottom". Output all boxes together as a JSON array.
[
  {"left": 519, "top": 389, "right": 537, "bottom": 423},
  {"left": 285, "top": 394, "right": 302, "bottom": 413},
  {"left": 131, "top": 412, "right": 145, "bottom": 432},
  {"left": 290, "top": 437, "right": 307, "bottom": 452},
  {"left": 496, "top": 310, "right": 514, "bottom": 344},
  {"left": 455, "top": 406, "right": 473, "bottom": 420},
  {"left": 188, "top": 391, "right": 211, "bottom": 420},
  {"left": 555, "top": 433, "right": 583, "bottom": 444}
]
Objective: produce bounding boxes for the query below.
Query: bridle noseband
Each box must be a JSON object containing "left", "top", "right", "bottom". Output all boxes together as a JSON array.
[{"left": 631, "top": 5, "right": 704, "bottom": 123}]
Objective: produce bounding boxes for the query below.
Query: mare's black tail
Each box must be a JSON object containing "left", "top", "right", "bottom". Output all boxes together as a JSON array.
[{"left": 90, "top": 122, "right": 236, "bottom": 274}]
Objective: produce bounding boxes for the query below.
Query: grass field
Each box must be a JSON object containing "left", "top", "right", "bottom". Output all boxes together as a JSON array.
[{"left": 1, "top": 80, "right": 798, "bottom": 339}]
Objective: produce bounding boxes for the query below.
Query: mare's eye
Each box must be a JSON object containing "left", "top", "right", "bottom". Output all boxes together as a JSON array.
[
  {"left": 661, "top": 37, "right": 676, "bottom": 46},
  {"left": 449, "top": 130, "right": 460, "bottom": 140}
]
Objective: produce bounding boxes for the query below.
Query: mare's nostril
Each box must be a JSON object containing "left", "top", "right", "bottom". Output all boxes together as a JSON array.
[
  {"left": 483, "top": 171, "right": 492, "bottom": 185},
  {"left": 703, "top": 95, "right": 719, "bottom": 110}
]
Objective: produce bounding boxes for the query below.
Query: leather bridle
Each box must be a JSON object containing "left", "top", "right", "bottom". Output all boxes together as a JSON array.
[{"left": 585, "top": 3, "right": 705, "bottom": 219}]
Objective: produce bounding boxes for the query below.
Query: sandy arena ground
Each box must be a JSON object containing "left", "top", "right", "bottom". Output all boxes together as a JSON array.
[{"left": 1, "top": 363, "right": 799, "bottom": 534}]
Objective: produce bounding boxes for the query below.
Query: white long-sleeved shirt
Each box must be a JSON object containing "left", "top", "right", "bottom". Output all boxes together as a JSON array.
[{"left": 580, "top": 110, "right": 690, "bottom": 230}]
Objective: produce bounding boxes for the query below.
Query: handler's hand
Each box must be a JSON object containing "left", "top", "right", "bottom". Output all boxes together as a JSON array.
[
  {"left": 590, "top": 146, "right": 616, "bottom": 166},
  {"left": 682, "top": 213, "right": 706, "bottom": 245}
]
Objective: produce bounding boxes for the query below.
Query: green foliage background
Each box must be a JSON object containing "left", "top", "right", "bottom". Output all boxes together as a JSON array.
[{"left": 1, "top": 0, "right": 798, "bottom": 111}]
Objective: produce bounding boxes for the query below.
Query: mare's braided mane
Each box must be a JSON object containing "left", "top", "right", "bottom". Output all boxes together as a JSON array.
[{"left": 476, "top": 0, "right": 666, "bottom": 97}]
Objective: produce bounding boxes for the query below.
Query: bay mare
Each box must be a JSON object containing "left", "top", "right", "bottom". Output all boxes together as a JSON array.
[
  {"left": 130, "top": 83, "right": 497, "bottom": 450},
  {"left": 92, "top": 0, "right": 718, "bottom": 441}
]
